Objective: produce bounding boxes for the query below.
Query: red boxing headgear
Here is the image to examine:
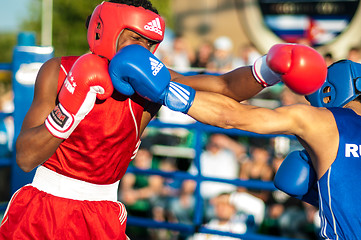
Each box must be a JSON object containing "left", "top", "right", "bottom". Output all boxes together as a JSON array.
[{"left": 87, "top": 2, "right": 165, "bottom": 60}]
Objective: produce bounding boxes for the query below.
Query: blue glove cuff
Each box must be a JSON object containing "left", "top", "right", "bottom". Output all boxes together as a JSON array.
[{"left": 164, "top": 82, "right": 195, "bottom": 113}]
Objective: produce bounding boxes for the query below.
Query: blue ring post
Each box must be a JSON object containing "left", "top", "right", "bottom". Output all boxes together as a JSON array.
[
  {"left": 10, "top": 32, "right": 54, "bottom": 194},
  {"left": 193, "top": 126, "right": 205, "bottom": 228}
]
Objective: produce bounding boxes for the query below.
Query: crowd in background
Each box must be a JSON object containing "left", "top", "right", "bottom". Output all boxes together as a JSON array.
[
  {"left": 1, "top": 34, "right": 361, "bottom": 239},
  {"left": 119, "top": 84, "right": 319, "bottom": 240}
]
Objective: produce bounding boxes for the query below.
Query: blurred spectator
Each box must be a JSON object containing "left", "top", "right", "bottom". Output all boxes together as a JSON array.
[
  {"left": 302, "top": 202, "right": 321, "bottom": 239},
  {"left": 232, "top": 43, "right": 261, "bottom": 68},
  {"left": 156, "top": 105, "right": 196, "bottom": 148},
  {"left": 119, "top": 147, "right": 163, "bottom": 240},
  {"left": 238, "top": 138, "right": 273, "bottom": 202},
  {"left": 188, "top": 134, "right": 244, "bottom": 222},
  {"left": 152, "top": 157, "right": 183, "bottom": 221},
  {"left": 226, "top": 191, "right": 265, "bottom": 229},
  {"left": 347, "top": 46, "right": 361, "bottom": 63},
  {"left": 209, "top": 134, "right": 248, "bottom": 163},
  {"left": 260, "top": 155, "right": 320, "bottom": 239},
  {"left": 323, "top": 52, "right": 334, "bottom": 67},
  {"left": 161, "top": 34, "right": 195, "bottom": 72},
  {"left": 189, "top": 192, "right": 249, "bottom": 240},
  {"left": 259, "top": 155, "right": 302, "bottom": 236},
  {"left": 207, "top": 36, "right": 234, "bottom": 73},
  {"left": 189, "top": 134, "right": 242, "bottom": 199},
  {"left": 169, "top": 134, "right": 248, "bottom": 224},
  {"left": 151, "top": 157, "right": 185, "bottom": 240},
  {"left": 191, "top": 40, "right": 214, "bottom": 69},
  {"left": 280, "top": 86, "right": 309, "bottom": 106},
  {"left": 169, "top": 179, "right": 197, "bottom": 225}
]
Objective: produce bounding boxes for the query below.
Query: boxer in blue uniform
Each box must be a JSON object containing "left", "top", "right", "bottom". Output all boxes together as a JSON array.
[
  {"left": 109, "top": 45, "right": 360, "bottom": 239},
  {"left": 275, "top": 60, "right": 361, "bottom": 239}
]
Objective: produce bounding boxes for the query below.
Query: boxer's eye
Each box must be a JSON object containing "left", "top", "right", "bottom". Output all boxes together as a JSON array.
[
  {"left": 147, "top": 40, "right": 157, "bottom": 48},
  {"left": 131, "top": 36, "right": 142, "bottom": 41}
]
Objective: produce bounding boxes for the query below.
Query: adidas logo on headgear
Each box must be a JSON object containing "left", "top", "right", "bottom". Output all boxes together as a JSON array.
[
  {"left": 144, "top": 17, "right": 163, "bottom": 36},
  {"left": 149, "top": 57, "right": 164, "bottom": 76}
]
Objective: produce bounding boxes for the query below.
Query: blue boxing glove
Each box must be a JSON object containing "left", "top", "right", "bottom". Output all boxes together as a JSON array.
[
  {"left": 274, "top": 150, "right": 319, "bottom": 207},
  {"left": 109, "top": 44, "right": 195, "bottom": 113}
]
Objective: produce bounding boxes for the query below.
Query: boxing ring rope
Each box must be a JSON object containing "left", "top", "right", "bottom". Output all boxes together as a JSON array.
[
  {"left": 0, "top": 64, "right": 11, "bottom": 72},
  {"left": 123, "top": 120, "right": 300, "bottom": 240}
]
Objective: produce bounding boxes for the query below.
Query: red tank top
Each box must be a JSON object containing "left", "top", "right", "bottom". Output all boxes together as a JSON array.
[{"left": 42, "top": 56, "right": 146, "bottom": 184}]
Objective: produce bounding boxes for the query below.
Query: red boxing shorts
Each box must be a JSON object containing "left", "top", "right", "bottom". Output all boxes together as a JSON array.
[{"left": 0, "top": 166, "right": 128, "bottom": 240}]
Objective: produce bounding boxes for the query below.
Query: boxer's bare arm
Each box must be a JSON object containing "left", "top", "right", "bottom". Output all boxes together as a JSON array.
[
  {"left": 170, "top": 66, "right": 263, "bottom": 102},
  {"left": 188, "top": 91, "right": 304, "bottom": 135},
  {"left": 171, "top": 44, "right": 326, "bottom": 103},
  {"left": 140, "top": 101, "right": 161, "bottom": 136},
  {"left": 16, "top": 58, "right": 63, "bottom": 172},
  {"left": 188, "top": 91, "right": 339, "bottom": 177}
]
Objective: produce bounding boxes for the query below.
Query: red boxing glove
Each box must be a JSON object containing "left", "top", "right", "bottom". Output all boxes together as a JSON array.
[
  {"left": 45, "top": 54, "right": 114, "bottom": 139},
  {"left": 253, "top": 44, "right": 327, "bottom": 95},
  {"left": 267, "top": 44, "right": 327, "bottom": 95}
]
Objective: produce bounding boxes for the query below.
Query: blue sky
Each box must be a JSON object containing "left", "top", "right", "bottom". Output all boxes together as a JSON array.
[{"left": 1, "top": 0, "right": 32, "bottom": 32}]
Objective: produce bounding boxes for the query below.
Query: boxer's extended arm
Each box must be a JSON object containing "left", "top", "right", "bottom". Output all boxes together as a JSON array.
[
  {"left": 188, "top": 90, "right": 339, "bottom": 176},
  {"left": 109, "top": 44, "right": 327, "bottom": 134},
  {"left": 171, "top": 44, "right": 327, "bottom": 101},
  {"left": 109, "top": 44, "right": 326, "bottom": 134},
  {"left": 170, "top": 67, "right": 261, "bottom": 102},
  {"left": 16, "top": 58, "right": 63, "bottom": 172},
  {"left": 188, "top": 91, "right": 309, "bottom": 136}
]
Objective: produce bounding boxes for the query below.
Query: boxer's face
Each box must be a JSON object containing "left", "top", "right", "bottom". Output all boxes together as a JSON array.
[{"left": 116, "top": 29, "right": 158, "bottom": 53}]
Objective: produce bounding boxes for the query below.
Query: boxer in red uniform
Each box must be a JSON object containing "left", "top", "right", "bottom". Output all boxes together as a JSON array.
[
  {"left": 0, "top": 1, "right": 325, "bottom": 239},
  {"left": 1, "top": 2, "right": 165, "bottom": 239}
]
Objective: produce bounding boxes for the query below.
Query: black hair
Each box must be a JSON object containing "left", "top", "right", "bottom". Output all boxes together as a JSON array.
[
  {"left": 108, "top": 0, "right": 158, "bottom": 14},
  {"left": 86, "top": 0, "right": 158, "bottom": 29}
]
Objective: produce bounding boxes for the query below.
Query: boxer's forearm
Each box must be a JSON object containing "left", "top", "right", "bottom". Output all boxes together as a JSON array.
[
  {"left": 171, "top": 66, "right": 263, "bottom": 102},
  {"left": 187, "top": 91, "right": 301, "bottom": 136},
  {"left": 16, "top": 125, "right": 63, "bottom": 172},
  {"left": 187, "top": 91, "right": 248, "bottom": 130}
]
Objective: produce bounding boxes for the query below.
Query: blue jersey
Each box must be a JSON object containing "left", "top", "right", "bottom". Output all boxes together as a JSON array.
[{"left": 318, "top": 108, "right": 361, "bottom": 239}]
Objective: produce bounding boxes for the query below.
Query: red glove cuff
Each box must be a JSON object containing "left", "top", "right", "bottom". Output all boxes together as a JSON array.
[{"left": 252, "top": 55, "right": 281, "bottom": 87}]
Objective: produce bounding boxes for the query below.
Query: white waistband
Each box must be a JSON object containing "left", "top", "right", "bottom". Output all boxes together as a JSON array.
[{"left": 31, "top": 166, "right": 119, "bottom": 201}]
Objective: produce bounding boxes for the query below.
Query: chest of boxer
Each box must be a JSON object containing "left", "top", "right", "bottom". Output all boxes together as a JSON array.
[{"left": 42, "top": 56, "right": 145, "bottom": 184}]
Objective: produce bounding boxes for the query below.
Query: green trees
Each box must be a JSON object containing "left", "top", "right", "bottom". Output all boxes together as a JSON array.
[
  {"left": 0, "top": 0, "right": 172, "bottom": 62},
  {"left": 24, "top": 0, "right": 172, "bottom": 57}
]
